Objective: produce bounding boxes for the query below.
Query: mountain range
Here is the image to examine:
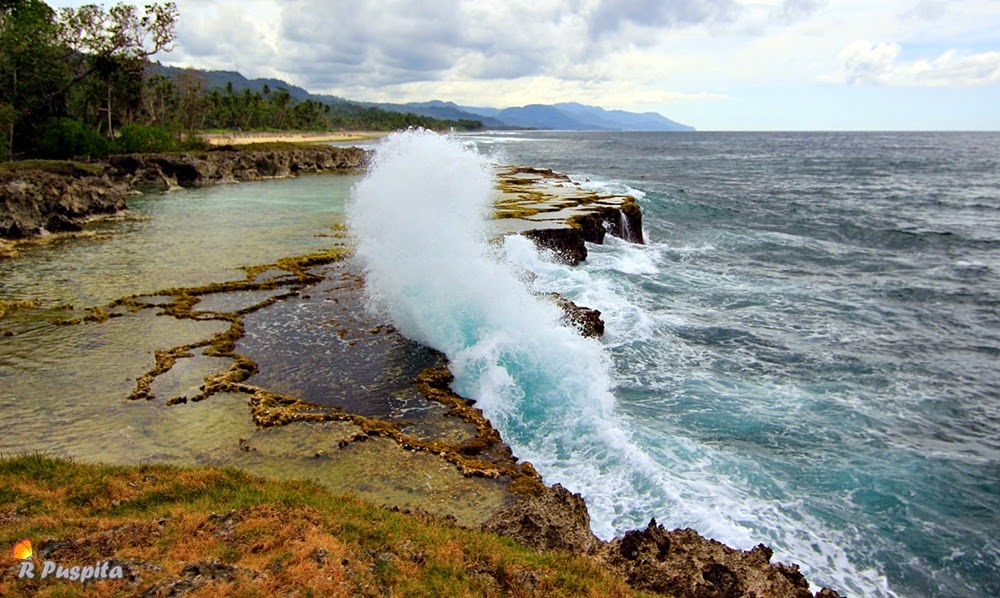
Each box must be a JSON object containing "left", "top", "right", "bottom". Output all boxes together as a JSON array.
[
  {"left": 152, "top": 65, "right": 694, "bottom": 132},
  {"left": 363, "top": 100, "right": 693, "bottom": 131}
]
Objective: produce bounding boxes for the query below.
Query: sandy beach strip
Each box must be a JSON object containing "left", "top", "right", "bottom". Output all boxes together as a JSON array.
[{"left": 200, "top": 130, "right": 387, "bottom": 146}]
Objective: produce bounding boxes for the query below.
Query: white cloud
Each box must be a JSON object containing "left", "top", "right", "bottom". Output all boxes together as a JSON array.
[{"left": 830, "top": 40, "right": 1000, "bottom": 87}]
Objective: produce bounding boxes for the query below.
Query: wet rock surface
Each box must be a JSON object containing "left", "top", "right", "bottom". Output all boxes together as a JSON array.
[{"left": 493, "top": 164, "right": 644, "bottom": 265}]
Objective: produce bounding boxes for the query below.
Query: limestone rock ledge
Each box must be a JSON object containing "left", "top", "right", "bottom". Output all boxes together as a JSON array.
[
  {"left": 492, "top": 165, "right": 644, "bottom": 265},
  {"left": 106, "top": 145, "right": 368, "bottom": 190},
  {"left": 0, "top": 146, "right": 370, "bottom": 240},
  {"left": 0, "top": 166, "right": 127, "bottom": 238}
]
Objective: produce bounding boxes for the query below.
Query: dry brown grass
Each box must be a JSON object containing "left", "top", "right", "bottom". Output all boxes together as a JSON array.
[{"left": 0, "top": 455, "right": 643, "bottom": 597}]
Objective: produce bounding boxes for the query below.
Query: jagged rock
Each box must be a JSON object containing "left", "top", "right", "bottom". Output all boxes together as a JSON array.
[
  {"left": 493, "top": 164, "right": 644, "bottom": 264},
  {"left": 0, "top": 168, "right": 127, "bottom": 238},
  {"left": 481, "top": 483, "right": 600, "bottom": 555},
  {"left": 600, "top": 520, "right": 843, "bottom": 598},
  {"left": 545, "top": 292, "right": 604, "bottom": 337},
  {"left": 106, "top": 146, "right": 369, "bottom": 191},
  {"left": 523, "top": 228, "right": 588, "bottom": 265}
]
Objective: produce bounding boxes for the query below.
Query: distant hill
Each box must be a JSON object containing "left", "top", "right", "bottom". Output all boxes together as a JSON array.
[
  {"left": 360, "top": 100, "right": 509, "bottom": 129},
  {"left": 494, "top": 104, "right": 592, "bottom": 130},
  {"left": 147, "top": 65, "right": 693, "bottom": 131},
  {"left": 553, "top": 102, "right": 693, "bottom": 131},
  {"left": 490, "top": 102, "right": 693, "bottom": 131},
  {"left": 385, "top": 100, "right": 694, "bottom": 131}
]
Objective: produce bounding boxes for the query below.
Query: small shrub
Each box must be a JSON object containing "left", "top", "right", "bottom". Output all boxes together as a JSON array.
[
  {"left": 116, "top": 123, "right": 180, "bottom": 154},
  {"left": 179, "top": 135, "right": 210, "bottom": 151},
  {"left": 36, "top": 118, "right": 111, "bottom": 160}
]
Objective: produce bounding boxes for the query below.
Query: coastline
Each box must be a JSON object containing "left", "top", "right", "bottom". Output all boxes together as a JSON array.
[
  {"left": 0, "top": 143, "right": 843, "bottom": 596},
  {"left": 0, "top": 145, "right": 368, "bottom": 242}
]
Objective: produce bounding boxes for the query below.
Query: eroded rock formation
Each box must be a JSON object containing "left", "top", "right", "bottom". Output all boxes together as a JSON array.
[
  {"left": 0, "top": 166, "right": 127, "bottom": 238},
  {"left": 482, "top": 484, "right": 843, "bottom": 598},
  {"left": 493, "top": 165, "right": 644, "bottom": 265},
  {"left": 0, "top": 146, "right": 370, "bottom": 240},
  {"left": 106, "top": 145, "right": 368, "bottom": 191}
]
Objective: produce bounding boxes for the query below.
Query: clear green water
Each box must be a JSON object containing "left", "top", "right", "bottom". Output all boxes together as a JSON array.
[
  {"left": 0, "top": 175, "right": 355, "bottom": 458},
  {"left": 0, "top": 175, "right": 356, "bottom": 306}
]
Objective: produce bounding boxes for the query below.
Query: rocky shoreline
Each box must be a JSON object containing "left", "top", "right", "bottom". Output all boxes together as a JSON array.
[
  {"left": 0, "top": 145, "right": 368, "bottom": 241},
  {"left": 484, "top": 166, "right": 843, "bottom": 597}
]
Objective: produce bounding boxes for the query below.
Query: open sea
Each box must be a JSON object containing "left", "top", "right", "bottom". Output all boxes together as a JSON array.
[{"left": 366, "top": 130, "right": 998, "bottom": 597}]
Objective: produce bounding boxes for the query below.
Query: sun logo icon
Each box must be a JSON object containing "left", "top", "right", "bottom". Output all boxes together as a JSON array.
[{"left": 12, "top": 538, "right": 32, "bottom": 560}]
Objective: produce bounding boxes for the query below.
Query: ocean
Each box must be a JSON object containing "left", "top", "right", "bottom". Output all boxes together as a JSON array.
[{"left": 350, "top": 130, "right": 1000, "bottom": 597}]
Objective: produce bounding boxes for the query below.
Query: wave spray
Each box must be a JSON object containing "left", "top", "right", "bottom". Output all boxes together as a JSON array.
[{"left": 348, "top": 130, "right": 659, "bottom": 537}]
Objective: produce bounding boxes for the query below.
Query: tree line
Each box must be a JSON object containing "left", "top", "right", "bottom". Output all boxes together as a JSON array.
[
  {"left": 153, "top": 75, "right": 483, "bottom": 135},
  {"left": 0, "top": 0, "right": 481, "bottom": 160}
]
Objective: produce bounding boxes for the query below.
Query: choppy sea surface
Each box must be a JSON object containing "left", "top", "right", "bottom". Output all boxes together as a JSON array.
[{"left": 448, "top": 131, "right": 999, "bottom": 597}]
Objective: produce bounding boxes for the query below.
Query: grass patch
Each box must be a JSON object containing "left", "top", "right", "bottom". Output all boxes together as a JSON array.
[
  {"left": 0, "top": 159, "right": 104, "bottom": 176},
  {"left": 0, "top": 455, "right": 643, "bottom": 596}
]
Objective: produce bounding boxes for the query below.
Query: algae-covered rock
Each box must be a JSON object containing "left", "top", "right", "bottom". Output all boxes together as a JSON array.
[{"left": 492, "top": 164, "right": 644, "bottom": 264}]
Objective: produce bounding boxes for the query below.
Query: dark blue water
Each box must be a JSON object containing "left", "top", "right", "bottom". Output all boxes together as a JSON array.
[{"left": 464, "top": 131, "right": 1000, "bottom": 597}]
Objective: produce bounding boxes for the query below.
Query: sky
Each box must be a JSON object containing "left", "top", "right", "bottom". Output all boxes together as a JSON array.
[{"left": 49, "top": 0, "right": 1000, "bottom": 130}]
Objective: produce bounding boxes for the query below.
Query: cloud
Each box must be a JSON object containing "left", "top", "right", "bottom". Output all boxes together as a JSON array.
[
  {"left": 587, "top": 0, "right": 741, "bottom": 36},
  {"left": 236, "top": 0, "right": 753, "bottom": 91},
  {"left": 774, "top": 0, "right": 827, "bottom": 23},
  {"left": 832, "top": 40, "right": 1000, "bottom": 87}
]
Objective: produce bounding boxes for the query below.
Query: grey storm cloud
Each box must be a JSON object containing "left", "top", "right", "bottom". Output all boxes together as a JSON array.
[
  {"left": 278, "top": 0, "right": 464, "bottom": 87},
  {"left": 587, "top": 0, "right": 741, "bottom": 35},
  {"left": 267, "top": 0, "right": 743, "bottom": 91}
]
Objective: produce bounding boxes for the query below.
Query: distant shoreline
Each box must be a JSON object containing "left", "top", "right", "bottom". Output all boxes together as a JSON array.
[{"left": 199, "top": 130, "right": 388, "bottom": 146}]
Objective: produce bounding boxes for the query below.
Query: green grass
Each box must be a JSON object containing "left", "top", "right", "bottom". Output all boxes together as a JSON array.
[
  {"left": 0, "top": 454, "right": 643, "bottom": 597},
  {"left": 0, "top": 159, "right": 104, "bottom": 176}
]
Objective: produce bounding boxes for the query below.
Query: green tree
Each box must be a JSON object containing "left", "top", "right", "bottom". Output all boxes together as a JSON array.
[
  {"left": 58, "top": 1, "right": 177, "bottom": 136},
  {"left": 0, "top": 0, "right": 70, "bottom": 155}
]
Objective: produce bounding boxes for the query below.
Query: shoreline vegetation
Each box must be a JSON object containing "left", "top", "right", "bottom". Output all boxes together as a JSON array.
[{"left": 0, "top": 143, "right": 843, "bottom": 596}]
